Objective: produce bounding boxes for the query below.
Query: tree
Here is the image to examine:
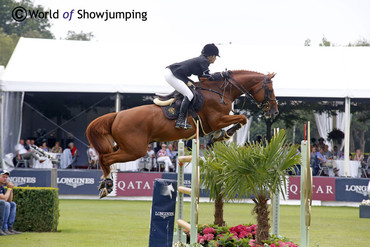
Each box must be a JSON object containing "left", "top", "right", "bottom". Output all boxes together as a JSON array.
[
  {"left": 0, "top": 28, "right": 19, "bottom": 66},
  {"left": 65, "top": 31, "right": 94, "bottom": 41},
  {"left": 0, "top": 0, "right": 54, "bottom": 65},
  {"left": 218, "top": 130, "right": 301, "bottom": 244},
  {"left": 0, "top": 0, "right": 54, "bottom": 38}
]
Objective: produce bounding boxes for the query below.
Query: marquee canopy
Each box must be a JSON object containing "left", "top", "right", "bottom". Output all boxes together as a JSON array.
[{"left": 1, "top": 37, "right": 370, "bottom": 99}]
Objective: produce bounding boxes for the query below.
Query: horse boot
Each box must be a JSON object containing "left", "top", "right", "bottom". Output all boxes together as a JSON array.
[{"left": 175, "top": 97, "right": 192, "bottom": 129}]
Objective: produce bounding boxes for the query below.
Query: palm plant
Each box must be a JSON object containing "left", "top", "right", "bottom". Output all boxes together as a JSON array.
[
  {"left": 199, "top": 144, "right": 227, "bottom": 226},
  {"left": 216, "top": 130, "right": 301, "bottom": 244}
]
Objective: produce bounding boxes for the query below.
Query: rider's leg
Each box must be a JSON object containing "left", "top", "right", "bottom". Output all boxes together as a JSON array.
[{"left": 164, "top": 68, "right": 193, "bottom": 129}]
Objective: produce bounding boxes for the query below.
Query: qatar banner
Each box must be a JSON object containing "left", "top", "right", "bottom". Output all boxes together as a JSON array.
[
  {"left": 288, "top": 176, "right": 336, "bottom": 201},
  {"left": 116, "top": 173, "right": 162, "bottom": 196}
]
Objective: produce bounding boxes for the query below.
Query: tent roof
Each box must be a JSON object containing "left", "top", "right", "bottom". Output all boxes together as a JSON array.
[{"left": 1, "top": 38, "right": 370, "bottom": 98}]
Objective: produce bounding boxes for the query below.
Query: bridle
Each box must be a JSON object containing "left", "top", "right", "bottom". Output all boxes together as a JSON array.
[
  {"left": 223, "top": 73, "right": 277, "bottom": 112},
  {"left": 196, "top": 72, "right": 277, "bottom": 113}
]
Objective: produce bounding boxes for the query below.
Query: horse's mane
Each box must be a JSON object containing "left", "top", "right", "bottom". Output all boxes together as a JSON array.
[{"left": 230, "top": 70, "right": 276, "bottom": 79}]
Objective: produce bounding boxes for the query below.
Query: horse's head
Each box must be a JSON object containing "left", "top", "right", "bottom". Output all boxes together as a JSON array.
[
  {"left": 229, "top": 71, "right": 279, "bottom": 119},
  {"left": 252, "top": 72, "right": 279, "bottom": 119}
]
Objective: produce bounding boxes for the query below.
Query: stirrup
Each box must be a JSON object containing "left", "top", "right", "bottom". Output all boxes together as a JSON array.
[{"left": 175, "top": 120, "right": 192, "bottom": 129}]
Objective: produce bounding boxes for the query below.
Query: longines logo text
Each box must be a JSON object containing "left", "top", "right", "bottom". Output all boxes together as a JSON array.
[
  {"left": 345, "top": 185, "right": 369, "bottom": 196},
  {"left": 155, "top": 211, "right": 174, "bottom": 219},
  {"left": 57, "top": 177, "right": 95, "bottom": 188},
  {"left": 9, "top": 177, "right": 36, "bottom": 186}
]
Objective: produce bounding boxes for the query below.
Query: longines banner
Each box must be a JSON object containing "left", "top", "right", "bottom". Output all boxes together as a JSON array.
[
  {"left": 57, "top": 170, "right": 102, "bottom": 195},
  {"left": 335, "top": 178, "right": 370, "bottom": 202},
  {"left": 8, "top": 169, "right": 51, "bottom": 187}
]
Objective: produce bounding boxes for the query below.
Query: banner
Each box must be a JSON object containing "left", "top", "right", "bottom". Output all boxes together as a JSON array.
[
  {"left": 149, "top": 179, "right": 177, "bottom": 247},
  {"left": 7, "top": 169, "right": 51, "bottom": 187},
  {"left": 288, "top": 176, "right": 336, "bottom": 201},
  {"left": 335, "top": 178, "right": 370, "bottom": 202},
  {"left": 57, "top": 170, "right": 102, "bottom": 195},
  {"left": 116, "top": 173, "right": 161, "bottom": 196}
]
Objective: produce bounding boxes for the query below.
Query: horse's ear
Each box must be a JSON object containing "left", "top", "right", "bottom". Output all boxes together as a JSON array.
[{"left": 267, "top": 72, "right": 276, "bottom": 79}]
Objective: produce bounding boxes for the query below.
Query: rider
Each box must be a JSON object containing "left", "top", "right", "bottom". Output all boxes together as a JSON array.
[{"left": 164, "top": 43, "right": 225, "bottom": 129}]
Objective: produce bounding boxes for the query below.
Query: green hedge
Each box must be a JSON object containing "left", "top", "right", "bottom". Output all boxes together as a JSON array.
[{"left": 12, "top": 187, "right": 59, "bottom": 232}]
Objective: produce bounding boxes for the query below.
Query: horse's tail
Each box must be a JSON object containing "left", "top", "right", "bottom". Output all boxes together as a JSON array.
[{"left": 86, "top": 112, "right": 117, "bottom": 156}]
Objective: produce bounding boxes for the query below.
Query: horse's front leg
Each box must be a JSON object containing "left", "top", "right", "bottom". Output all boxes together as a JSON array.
[{"left": 209, "top": 115, "right": 247, "bottom": 143}]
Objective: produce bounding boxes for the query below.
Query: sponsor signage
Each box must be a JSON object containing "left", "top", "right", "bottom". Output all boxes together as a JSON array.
[
  {"left": 288, "top": 176, "right": 335, "bottom": 201},
  {"left": 57, "top": 170, "right": 101, "bottom": 195},
  {"left": 335, "top": 178, "right": 370, "bottom": 202},
  {"left": 116, "top": 173, "right": 162, "bottom": 196},
  {"left": 8, "top": 169, "right": 51, "bottom": 187},
  {"left": 149, "top": 179, "right": 177, "bottom": 247}
]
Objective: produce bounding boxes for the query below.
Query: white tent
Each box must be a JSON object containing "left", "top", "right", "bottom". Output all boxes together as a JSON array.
[
  {"left": 2, "top": 38, "right": 370, "bottom": 97},
  {"left": 1, "top": 38, "right": 370, "bottom": 172}
]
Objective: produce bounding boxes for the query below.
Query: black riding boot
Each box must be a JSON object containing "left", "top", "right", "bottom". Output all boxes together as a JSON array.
[{"left": 175, "top": 97, "right": 192, "bottom": 129}]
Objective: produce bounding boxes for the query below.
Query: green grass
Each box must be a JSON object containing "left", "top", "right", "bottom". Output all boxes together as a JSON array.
[{"left": 1, "top": 199, "right": 368, "bottom": 247}]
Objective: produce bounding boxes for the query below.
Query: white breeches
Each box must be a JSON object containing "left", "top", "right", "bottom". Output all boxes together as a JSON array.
[
  {"left": 164, "top": 68, "right": 194, "bottom": 101},
  {"left": 157, "top": 156, "right": 174, "bottom": 172}
]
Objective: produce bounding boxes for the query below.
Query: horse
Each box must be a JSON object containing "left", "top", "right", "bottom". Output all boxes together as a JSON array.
[{"left": 86, "top": 70, "right": 279, "bottom": 197}]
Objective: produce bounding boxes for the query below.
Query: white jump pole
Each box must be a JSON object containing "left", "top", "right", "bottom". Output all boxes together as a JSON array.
[{"left": 174, "top": 121, "right": 200, "bottom": 245}]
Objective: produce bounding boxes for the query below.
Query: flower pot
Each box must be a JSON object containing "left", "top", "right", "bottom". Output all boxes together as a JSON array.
[{"left": 359, "top": 205, "right": 370, "bottom": 218}]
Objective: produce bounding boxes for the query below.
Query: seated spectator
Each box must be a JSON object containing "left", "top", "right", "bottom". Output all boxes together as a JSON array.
[
  {"left": 310, "top": 146, "right": 319, "bottom": 176},
  {"left": 354, "top": 149, "right": 365, "bottom": 166},
  {"left": 67, "top": 142, "right": 78, "bottom": 169},
  {"left": 157, "top": 144, "right": 174, "bottom": 172},
  {"left": 40, "top": 141, "right": 49, "bottom": 152},
  {"left": 51, "top": 142, "right": 63, "bottom": 153},
  {"left": 166, "top": 144, "right": 177, "bottom": 164},
  {"left": 332, "top": 145, "right": 343, "bottom": 159},
  {"left": 88, "top": 145, "right": 99, "bottom": 169},
  {"left": 0, "top": 200, "right": 6, "bottom": 235},
  {"left": 318, "top": 137, "right": 325, "bottom": 149},
  {"left": 15, "top": 139, "right": 39, "bottom": 168},
  {"left": 323, "top": 145, "right": 332, "bottom": 159},
  {"left": 0, "top": 171, "right": 21, "bottom": 235}
]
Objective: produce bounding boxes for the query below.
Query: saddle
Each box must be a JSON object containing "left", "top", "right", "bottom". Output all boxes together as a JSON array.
[{"left": 154, "top": 87, "right": 204, "bottom": 120}]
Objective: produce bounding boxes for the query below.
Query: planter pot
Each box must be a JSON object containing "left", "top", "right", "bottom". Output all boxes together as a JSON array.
[{"left": 359, "top": 205, "right": 370, "bottom": 218}]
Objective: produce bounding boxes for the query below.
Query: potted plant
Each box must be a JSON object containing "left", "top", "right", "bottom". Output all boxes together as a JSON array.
[
  {"left": 327, "top": 128, "right": 345, "bottom": 145},
  {"left": 359, "top": 199, "right": 370, "bottom": 218}
]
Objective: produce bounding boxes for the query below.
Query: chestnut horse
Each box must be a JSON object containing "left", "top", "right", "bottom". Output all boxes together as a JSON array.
[{"left": 86, "top": 70, "right": 278, "bottom": 196}]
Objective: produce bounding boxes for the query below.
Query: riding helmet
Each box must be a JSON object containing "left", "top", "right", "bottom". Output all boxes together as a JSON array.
[{"left": 201, "top": 43, "right": 220, "bottom": 57}]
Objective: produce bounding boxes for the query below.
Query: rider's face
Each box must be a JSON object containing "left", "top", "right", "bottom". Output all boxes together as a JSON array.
[{"left": 208, "top": 56, "right": 216, "bottom": 64}]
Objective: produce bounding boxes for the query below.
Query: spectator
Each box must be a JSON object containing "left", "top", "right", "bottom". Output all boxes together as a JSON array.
[
  {"left": 0, "top": 200, "right": 6, "bottom": 235},
  {"left": 318, "top": 137, "right": 325, "bottom": 149},
  {"left": 147, "top": 145, "right": 156, "bottom": 170},
  {"left": 310, "top": 146, "right": 319, "bottom": 176},
  {"left": 332, "top": 145, "right": 343, "bottom": 159},
  {"left": 40, "top": 141, "right": 49, "bottom": 152},
  {"left": 354, "top": 149, "right": 365, "bottom": 166},
  {"left": 24, "top": 139, "right": 32, "bottom": 151},
  {"left": 88, "top": 145, "right": 99, "bottom": 169},
  {"left": 51, "top": 142, "right": 63, "bottom": 153},
  {"left": 323, "top": 145, "right": 332, "bottom": 159},
  {"left": 66, "top": 142, "right": 78, "bottom": 169},
  {"left": 157, "top": 144, "right": 174, "bottom": 172},
  {"left": 14, "top": 139, "right": 39, "bottom": 168},
  {"left": 0, "top": 171, "right": 21, "bottom": 235}
]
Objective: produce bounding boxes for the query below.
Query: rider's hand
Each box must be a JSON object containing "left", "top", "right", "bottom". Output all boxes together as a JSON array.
[{"left": 221, "top": 71, "right": 229, "bottom": 78}]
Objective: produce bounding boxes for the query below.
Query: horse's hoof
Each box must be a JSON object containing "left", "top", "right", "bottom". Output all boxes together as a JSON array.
[
  {"left": 99, "top": 188, "right": 108, "bottom": 199},
  {"left": 98, "top": 180, "right": 106, "bottom": 190}
]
